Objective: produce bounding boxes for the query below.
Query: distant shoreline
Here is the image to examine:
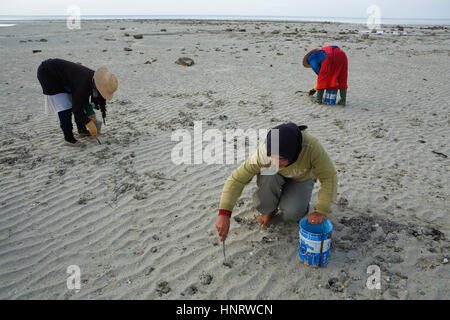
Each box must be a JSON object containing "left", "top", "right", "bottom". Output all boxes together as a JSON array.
[{"left": 0, "top": 15, "right": 449, "bottom": 26}]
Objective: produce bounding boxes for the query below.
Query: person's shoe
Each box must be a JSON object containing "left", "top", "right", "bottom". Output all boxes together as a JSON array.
[
  {"left": 64, "top": 140, "right": 85, "bottom": 147},
  {"left": 337, "top": 89, "right": 347, "bottom": 106},
  {"left": 310, "top": 96, "right": 323, "bottom": 104},
  {"left": 310, "top": 89, "right": 324, "bottom": 104},
  {"left": 78, "top": 130, "right": 91, "bottom": 137}
]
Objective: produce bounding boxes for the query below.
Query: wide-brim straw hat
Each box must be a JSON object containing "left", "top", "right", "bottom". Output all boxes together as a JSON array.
[
  {"left": 94, "top": 67, "right": 118, "bottom": 100},
  {"left": 302, "top": 48, "right": 319, "bottom": 68}
]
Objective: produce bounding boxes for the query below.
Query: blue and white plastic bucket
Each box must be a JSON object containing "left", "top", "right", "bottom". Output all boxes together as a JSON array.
[
  {"left": 324, "top": 90, "right": 337, "bottom": 105},
  {"left": 299, "top": 217, "right": 333, "bottom": 267}
]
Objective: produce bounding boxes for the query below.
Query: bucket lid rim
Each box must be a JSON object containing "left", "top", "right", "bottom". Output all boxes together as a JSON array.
[{"left": 299, "top": 217, "right": 333, "bottom": 234}]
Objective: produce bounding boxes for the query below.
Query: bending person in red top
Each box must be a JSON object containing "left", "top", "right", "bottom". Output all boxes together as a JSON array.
[{"left": 303, "top": 46, "right": 348, "bottom": 106}]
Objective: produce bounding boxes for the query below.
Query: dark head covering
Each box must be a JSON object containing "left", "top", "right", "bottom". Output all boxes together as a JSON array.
[{"left": 266, "top": 123, "right": 308, "bottom": 165}]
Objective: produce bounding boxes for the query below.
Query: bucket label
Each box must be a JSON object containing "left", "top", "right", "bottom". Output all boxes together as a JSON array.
[{"left": 301, "top": 237, "right": 331, "bottom": 253}]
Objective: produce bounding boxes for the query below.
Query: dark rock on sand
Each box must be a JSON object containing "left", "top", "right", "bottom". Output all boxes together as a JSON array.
[
  {"left": 156, "top": 281, "right": 171, "bottom": 295},
  {"left": 32, "top": 50, "right": 42, "bottom": 53},
  {"left": 199, "top": 272, "right": 213, "bottom": 285},
  {"left": 432, "top": 151, "right": 448, "bottom": 158},
  {"left": 234, "top": 217, "right": 243, "bottom": 223},
  {"left": 144, "top": 267, "right": 155, "bottom": 276},
  {"left": 425, "top": 228, "right": 446, "bottom": 241},
  {"left": 78, "top": 193, "right": 95, "bottom": 205},
  {"left": 175, "top": 57, "right": 195, "bottom": 67},
  {"left": 133, "top": 34, "right": 143, "bottom": 39},
  {"left": 326, "top": 277, "right": 345, "bottom": 293},
  {"left": 183, "top": 285, "right": 198, "bottom": 296},
  {"left": 337, "top": 197, "right": 349, "bottom": 210},
  {"left": 124, "top": 47, "right": 133, "bottom": 51},
  {"left": 407, "top": 224, "right": 445, "bottom": 241},
  {"left": 134, "top": 192, "right": 148, "bottom": 200}
]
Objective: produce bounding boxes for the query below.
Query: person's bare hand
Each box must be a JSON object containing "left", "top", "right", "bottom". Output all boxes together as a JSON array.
[
  {"left": 308, "top": 212, "right": 326, "bottom": 225},
  {"left": 216, "top": 215, "right": 230, "bottom": 242}
]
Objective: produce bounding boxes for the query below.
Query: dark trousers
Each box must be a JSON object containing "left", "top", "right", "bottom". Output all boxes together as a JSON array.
[{"left": 57, "top": 109, "right": 88, "bottom": 143}]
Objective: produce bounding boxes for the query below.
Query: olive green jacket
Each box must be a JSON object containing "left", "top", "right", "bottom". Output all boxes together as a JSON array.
[{"left": 219, "top": 131, "right": 338, "bottom": 215}]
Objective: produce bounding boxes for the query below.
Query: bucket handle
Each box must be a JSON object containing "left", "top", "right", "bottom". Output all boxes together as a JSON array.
[
  {"left": 318, "top": 234, "right": 324, "bottom": 266},
  {"left": 318, "top": 222, "right": 326, "bottom": 267}
]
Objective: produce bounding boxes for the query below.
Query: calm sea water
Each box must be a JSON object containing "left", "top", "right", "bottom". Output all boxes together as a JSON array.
[{"left": 0, "top": 15, "right": 449, "bottom": 26}]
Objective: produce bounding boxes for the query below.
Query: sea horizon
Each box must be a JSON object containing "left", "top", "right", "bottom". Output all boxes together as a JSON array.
[{"left": 0, "top": 15, "right": 449, "bottom": 26}]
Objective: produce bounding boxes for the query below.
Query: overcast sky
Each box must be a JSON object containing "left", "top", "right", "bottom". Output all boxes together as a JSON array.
[{"left": 1, "top": 0, "right": 449, "bottom": 18}]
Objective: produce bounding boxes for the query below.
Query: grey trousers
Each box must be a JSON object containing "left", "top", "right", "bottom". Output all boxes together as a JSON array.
[{"left": 252, "top": 174, "right": 314, "bottom": 222}]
